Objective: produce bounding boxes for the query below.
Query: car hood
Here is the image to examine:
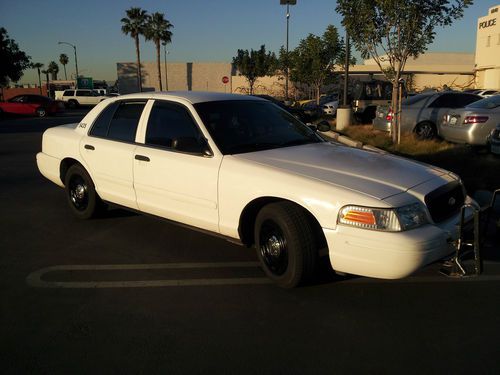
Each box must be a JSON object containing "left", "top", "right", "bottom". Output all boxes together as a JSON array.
[{"left": 234, "top": 142, "right": 448, "bottom": 200}]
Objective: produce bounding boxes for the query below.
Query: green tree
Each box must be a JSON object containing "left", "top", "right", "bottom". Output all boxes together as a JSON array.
[
  {"left": 232, "top": 45, "right": 277, "bottom": 95},
  {"left": 121, "top": 7, "right": 148, "bottom": 92},
  {"left": 31, "top": 62, "right": 44, "bottom": 95},
  {"left": 289, "top": 25, "right": 346, "bottom": 104},
  {"left": 0, "top": 27, "right": 31, "bottom": 88},
  {"left": 336, "top": 0, "right": 473, "bottom": 143},
  {"left": 48, "top": 61, "right": 59, "bottom": 81},
  {"left": 59, "top": 53, "right": 69, "bottom": 80},
  {"left": 144, "top": 12, "right": 173, "bottom": 91}
]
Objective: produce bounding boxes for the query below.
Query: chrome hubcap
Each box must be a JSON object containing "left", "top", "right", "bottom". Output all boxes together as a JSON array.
[
  {"left": 259, "top": 221, "right": 288, "bottom": 276},
  {"left": 69, "top": 176, "right": 88, "bottom": 211}
]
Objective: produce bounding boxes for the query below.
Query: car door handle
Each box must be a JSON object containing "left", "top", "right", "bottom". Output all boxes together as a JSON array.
[
  {"left": 135, "top": 154, "right": 150, "bottom": 162},
  {"left": 84, "top": 144, "right": 95, "bottom": 150}
]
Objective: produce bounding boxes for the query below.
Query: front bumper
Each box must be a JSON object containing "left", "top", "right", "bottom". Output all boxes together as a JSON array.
[{"left": 323, "top": 207, "right": 474, "bottom": 279}]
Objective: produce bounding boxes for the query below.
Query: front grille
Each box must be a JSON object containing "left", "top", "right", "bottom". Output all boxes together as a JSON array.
[{"left": 424, "top": 181, "right": 465, "bottom": 223}]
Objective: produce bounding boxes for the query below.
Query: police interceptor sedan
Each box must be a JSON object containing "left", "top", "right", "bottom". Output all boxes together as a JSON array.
[{"left": 37, "top": 92, "right": 475, "bottom": 288}]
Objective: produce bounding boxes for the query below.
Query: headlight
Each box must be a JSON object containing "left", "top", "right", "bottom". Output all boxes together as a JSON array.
[{"left": 338, "top": 203, "right": 428, "bottom": 232}]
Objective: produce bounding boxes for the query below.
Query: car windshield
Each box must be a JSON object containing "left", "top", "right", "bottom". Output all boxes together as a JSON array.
[
  {"left": 194, "top": 100, "right": 323, "bottom": 154},
  {"left": 467, "top": 95, "right": 500, "bottom": 110}
]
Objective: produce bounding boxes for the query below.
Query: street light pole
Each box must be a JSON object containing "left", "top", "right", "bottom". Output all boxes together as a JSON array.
[
  {"left": 163, "top": 43, "right": 169, "bottom": 91},
  {"left": 58, "top": 41, "right": 79, "bottom": 88},
  {"left": 280, "top": 0, "right": 296, "bottom": 102}
]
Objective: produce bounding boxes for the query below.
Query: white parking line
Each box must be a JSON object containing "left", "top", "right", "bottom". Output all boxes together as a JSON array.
[
  {"left": 26, "top": 262, "right": 271, "bottom": 288},
  {"left": 26, "top": 261, "right": 500, "bottom": 289}
]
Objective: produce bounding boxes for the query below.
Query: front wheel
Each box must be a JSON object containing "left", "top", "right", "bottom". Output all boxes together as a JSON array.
[
  {"left": 255, "top": 202, "right": 317, "bottom": 288},
  {"left": 64, "top": 164, "right": 103, "bottom": 219}
]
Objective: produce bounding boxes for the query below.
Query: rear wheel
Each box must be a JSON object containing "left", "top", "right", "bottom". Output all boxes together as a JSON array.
[
  {"left": 64, "top": 164, "right": 104, "bottom": 219},
  {"left": 255, "top": 202, "right": 317, "bottom": 288},
  {"left": 36, "top": 107, "right": 47, "bottom": 117},
  {"left": 414, "top": 121, "right": 436, "bottom": 140}
]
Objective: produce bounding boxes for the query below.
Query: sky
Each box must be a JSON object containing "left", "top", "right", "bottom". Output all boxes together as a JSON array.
[{"left": 0, "top": 0, "right": 498, "bottom": 84}]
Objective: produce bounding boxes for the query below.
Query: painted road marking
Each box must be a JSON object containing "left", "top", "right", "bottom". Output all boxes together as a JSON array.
[
  {"left": 26, "top": 261, "right": 271, "bottom": 288},
  {"left": 26, "top": 261, "right": 500, "bottom": 289}
]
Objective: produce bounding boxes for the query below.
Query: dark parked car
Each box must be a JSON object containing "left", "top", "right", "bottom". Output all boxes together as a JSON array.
[
  {"left": 252, "top": 95, "right": 318, "bottom": 123},
  {"left": 372, "top": 91, "right": 482, "bottom": 139},
  {"left": 489, "top": 124, "right": 500, "bottom": 155},
  {"left": 0, "top": 94, "right": 64, "bottom": 117}
]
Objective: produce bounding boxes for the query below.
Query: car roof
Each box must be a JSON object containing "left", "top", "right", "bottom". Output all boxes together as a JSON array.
[{"left": 111, "top": 91, "right": 265, "bottom": 104}]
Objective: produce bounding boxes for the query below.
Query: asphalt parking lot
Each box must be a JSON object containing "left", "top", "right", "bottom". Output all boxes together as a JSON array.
[{"left": 1, "top": 110, "right": 500, "bottom": 374}]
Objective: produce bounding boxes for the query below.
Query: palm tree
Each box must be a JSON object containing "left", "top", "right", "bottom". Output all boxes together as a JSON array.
[
  {"left": 144, "top": 12, "right": 173, "bottom": 91},
  {"left": 121, "top": 7, "right": 148, "bottom": 92},
  {"left": 59, "top": 54, "right": 69, "bottom": 80},
  {"left": 48, "top": 61, "right": 59, "bottom": 81},
  {"left": 32, "top": 62, "right": 44, "bottom": 94},
  {"left": 41, "top": 68, "right": 50, "bottom": 97}
]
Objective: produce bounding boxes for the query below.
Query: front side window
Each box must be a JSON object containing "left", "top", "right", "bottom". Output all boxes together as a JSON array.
[
  {"left": 63, "top": 90, "right": 74, "bottom": 96},
  {"left": 194, "top": 100, "right": 322, "bottom": 155},
  {"left": 89, "top": 101, "right": 146, "bottom": 142},
  {"left": 77, "top": 90, "right": 92, "bottom": 97},
  {"left": 145, "top": 101, "right": 204, "bottom": 153}
]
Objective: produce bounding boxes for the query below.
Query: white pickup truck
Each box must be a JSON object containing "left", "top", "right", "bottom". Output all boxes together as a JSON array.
[{"left": 60, "top": 89, "right": 107, "bottom": 108}]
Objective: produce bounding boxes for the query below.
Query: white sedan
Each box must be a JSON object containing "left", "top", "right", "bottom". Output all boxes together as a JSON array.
[{"left": 37, "top": 92, "right": 475, "bottom": 288}]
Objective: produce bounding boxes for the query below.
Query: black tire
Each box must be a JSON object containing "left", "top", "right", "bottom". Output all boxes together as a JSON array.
[
  {"left": 64, "top": 164, "right": 103, "bottom": 219},
  {"left": 414, "top": 121, "right": 436, "bottom": 140},
  {"left": 36, "top": 107, "right": 47, "bottom": 117},
  {"left": 254, "top": 202, "right": 317, "bottom": 288},
  {"left": 68, "top": 100, "right": 78, "bottom": 109}
]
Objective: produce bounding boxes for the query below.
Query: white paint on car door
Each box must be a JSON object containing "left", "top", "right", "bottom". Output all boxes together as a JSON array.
[{"left": 133, "top": 100, "right": 221, "bottom": 232}]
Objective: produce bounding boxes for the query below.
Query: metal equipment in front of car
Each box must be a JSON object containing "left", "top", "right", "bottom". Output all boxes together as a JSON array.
[{"left": 440, "top": 189, "right": 500, "bottom": 278}]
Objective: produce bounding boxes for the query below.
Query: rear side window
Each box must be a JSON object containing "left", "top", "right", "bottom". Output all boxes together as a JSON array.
[
  {"left": 107, "top": 101, "right": 146, "bottom": 142},
  {"left": 89, "top": 101, "right": 146, "bottom": 142},
  {"left": 455, "top": 94, "right": 481, "bottom": 107},
  {"left": 77, "top": 90, "right": 92, "bottom": 97},
  {"left": 63, "top": 90, "right": 74, "bottom": 96},
  {"left": 89, "top": 102, "right": 118, "bottom": 137}
]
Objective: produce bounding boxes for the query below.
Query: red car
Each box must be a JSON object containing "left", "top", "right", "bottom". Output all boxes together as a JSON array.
[{"left": 0, "top": 94, "right": 64, "bottom": 117}]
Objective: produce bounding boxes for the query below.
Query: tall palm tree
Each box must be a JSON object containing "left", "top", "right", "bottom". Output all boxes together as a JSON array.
[
  {"left": 121, "top": 7, "right": 148, "bottom": 92},
  {"left": 48, "top": 61, "right": 59, "bottom": 81},
  {"left": 32, "top": 62, "right": 44, "bottom": 95},
  {"left": 59, "top": 54, "right": 69, "bottom": 80},
  {"left": 144, "top": 12, "right": 173, "bottom": 91},
  {"left": 41, "top": 68, "right": 50, "bottom": 97}
]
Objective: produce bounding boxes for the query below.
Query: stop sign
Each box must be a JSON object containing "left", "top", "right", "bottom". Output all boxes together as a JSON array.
[{"left": 222, "top": 76, "right": 229, "bottom": 84}]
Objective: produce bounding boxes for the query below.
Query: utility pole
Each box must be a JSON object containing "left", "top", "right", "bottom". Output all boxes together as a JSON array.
[{"left": 280, "top": 0, "right": 296, "bottom": 103}]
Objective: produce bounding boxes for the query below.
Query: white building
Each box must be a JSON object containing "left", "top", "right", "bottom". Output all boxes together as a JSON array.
[{"left": 475, "top": 4, "right": 500, "bottom": 90}]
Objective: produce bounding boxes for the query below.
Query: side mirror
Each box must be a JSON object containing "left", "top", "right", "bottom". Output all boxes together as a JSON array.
[
  {"left": 316, "top": 120, "right": 331, "bottom": 133},
  {"left": 172, "top": 137, "right": 212, "bottom": 156}
]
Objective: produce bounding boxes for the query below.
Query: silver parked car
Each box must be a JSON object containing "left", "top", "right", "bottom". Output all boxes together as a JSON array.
[
  {"left": 440, "top": 95, "right": 500, "bottom": 146},
  {"left": 373, "top": 92, "right": 482, "bottom": 139}
]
